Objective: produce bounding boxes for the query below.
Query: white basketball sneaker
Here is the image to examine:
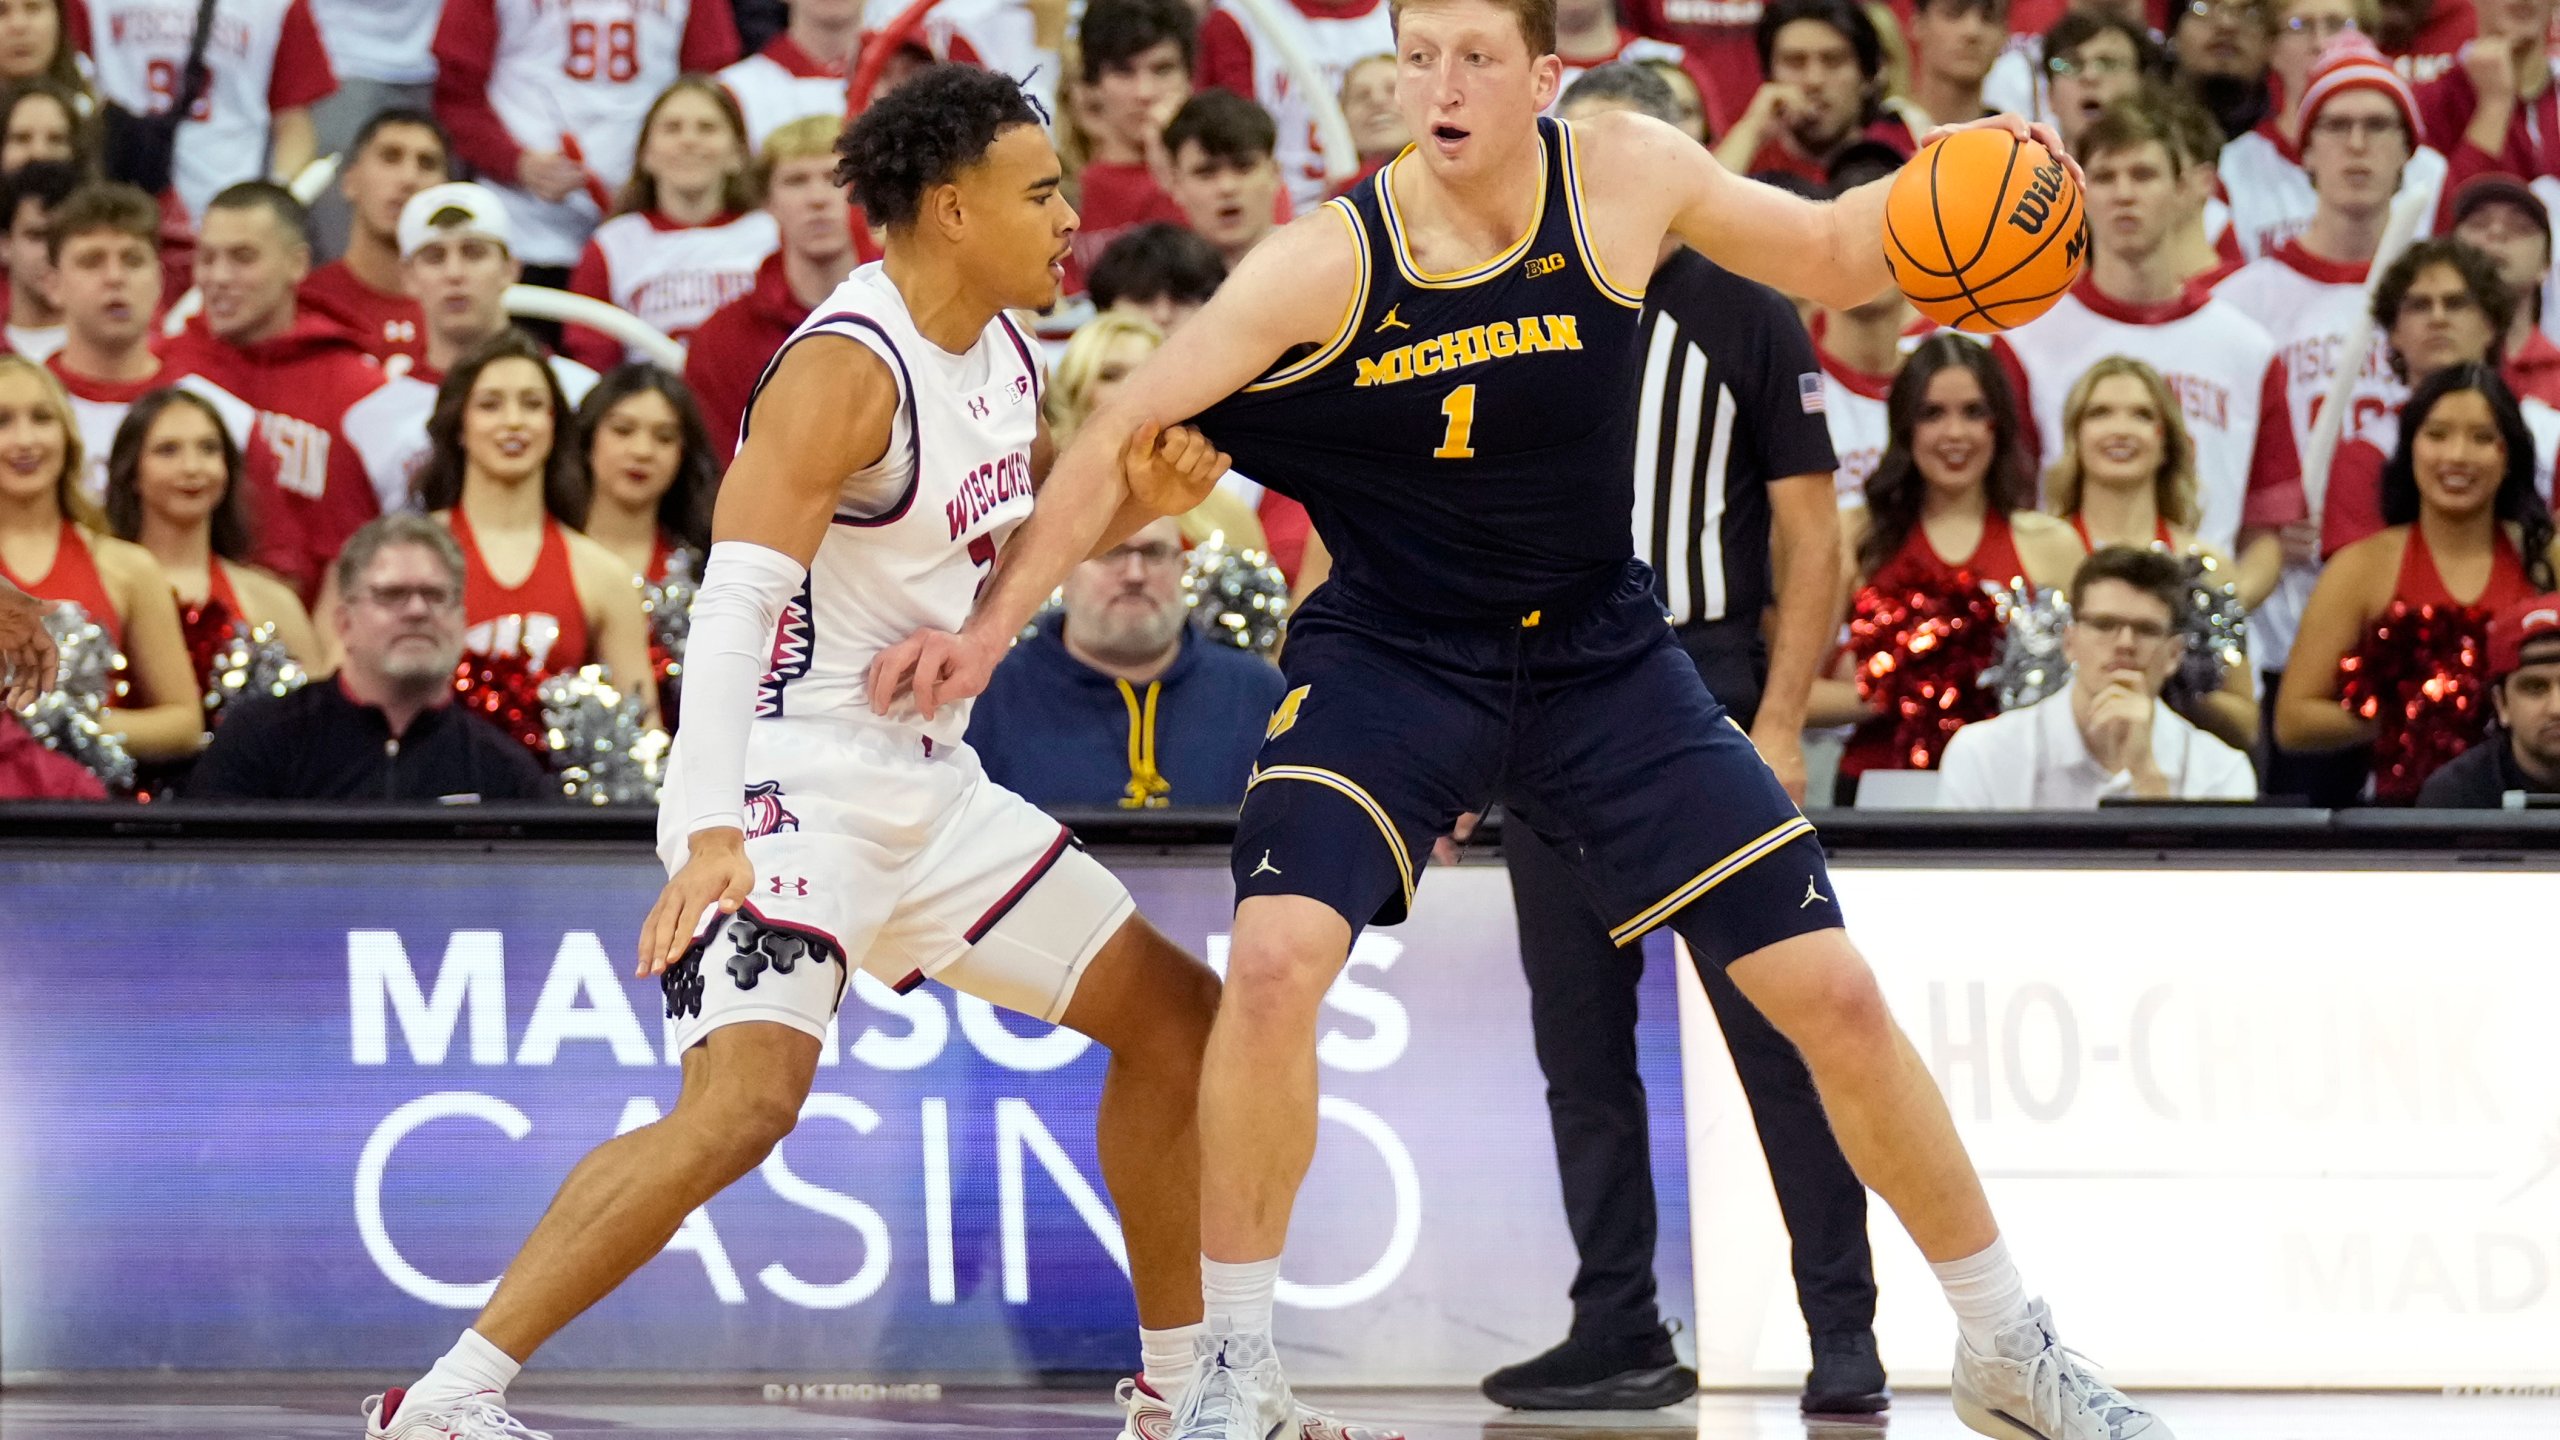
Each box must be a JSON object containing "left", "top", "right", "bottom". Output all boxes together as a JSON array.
[
  {"left": 1951, "top": 1300, "right": 2173, "bottom": 1440},
  {"left": 1118, "top": 1376, "right": 1407, "bottom": 1440},
  {"left": 362, "top": 1387, "right": 553, "bottom": 1440},
  {"left": 1168, "top": 1326, "right": 1297, "bottom": 1440}
]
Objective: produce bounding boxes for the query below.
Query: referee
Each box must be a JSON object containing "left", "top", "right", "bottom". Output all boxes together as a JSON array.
[{"left": 1481, "top": 65, "right": 1887, "bottom": 1418}]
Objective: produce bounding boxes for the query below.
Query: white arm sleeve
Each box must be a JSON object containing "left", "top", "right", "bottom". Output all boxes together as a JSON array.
[{"left": 679, "top": 540, "right": 809, "bottom": 839}]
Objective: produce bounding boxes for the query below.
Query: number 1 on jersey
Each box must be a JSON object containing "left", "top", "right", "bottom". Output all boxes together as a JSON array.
[{"left": 1435, "top": 384, "right": 1478, "bottom": 460}]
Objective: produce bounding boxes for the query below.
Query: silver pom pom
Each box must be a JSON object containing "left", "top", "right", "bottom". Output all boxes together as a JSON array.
[
  {"left": 1984, "top": 582, "right": 2071, "bottom": 711},
  {"left": 539, "top": 665, "right": 669, "bottom": 806},
  {"left": 641, "top": 547, "right": 696, "bottom": 682},
  {"left": 204, "top": 620, "right": 307, "bottom": 722},
  {"left": 1183, "top": 538, "right": 1290, "bottom": 657},
  {"left": 2168, "top": 550, "right": 2249, "bottom": 712},
  {"left": 16, "top": 604, "right": 135, "bottom": 791}
]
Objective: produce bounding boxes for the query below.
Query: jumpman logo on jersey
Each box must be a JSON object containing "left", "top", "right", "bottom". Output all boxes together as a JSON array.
[
  {"left": 1374, "top": 305, "right": 1410, "bottom": 334},
  {"left": 1801, "top": 876, "right": 1829, "bottom": 909},
  {"left": 1251, "top": 850, "right": 1283, "bottom": 877}
]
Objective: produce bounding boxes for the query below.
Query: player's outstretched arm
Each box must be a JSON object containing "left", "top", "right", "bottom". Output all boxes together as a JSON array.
[
  {"left": 871, "top": 209, "right": 1358, "bottom": 720},
  {"left": 1574, "top": 110, "right": 2072, "bottom": 314},
  {"left": 636, "top": 338, "right": 898, "bottom": 977}
]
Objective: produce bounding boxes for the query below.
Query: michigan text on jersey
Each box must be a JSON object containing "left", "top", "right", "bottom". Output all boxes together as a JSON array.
[{"left": 1352, "top": 314, "right": 1585, "bottom": 388}]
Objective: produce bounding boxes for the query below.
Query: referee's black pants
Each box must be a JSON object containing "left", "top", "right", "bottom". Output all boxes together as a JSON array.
[{"left": 1503, "top": 619, "right": 1878, "bottom": 1344}]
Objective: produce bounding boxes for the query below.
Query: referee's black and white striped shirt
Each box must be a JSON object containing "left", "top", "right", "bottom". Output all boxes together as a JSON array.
[{"left": 1629, "top": 250, "right": 1839, "bottom": 625}]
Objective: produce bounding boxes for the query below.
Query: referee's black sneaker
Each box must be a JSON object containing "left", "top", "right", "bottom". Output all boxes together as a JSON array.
[
  {"left": 1802, "top": 1329, "right": 1891, "bottom": 1415},
  {"left": 1479, "top": 1327, "right": 1695, "bottom": 1411}
]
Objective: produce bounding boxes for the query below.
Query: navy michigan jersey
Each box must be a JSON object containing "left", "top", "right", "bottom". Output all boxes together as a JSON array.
[{"left": 1191, "top": 116, "right": 1647, "bottom": 624}]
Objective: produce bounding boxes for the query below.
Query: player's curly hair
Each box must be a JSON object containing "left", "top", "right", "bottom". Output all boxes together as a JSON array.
[{"left": 835, "top": 64, "right": 1049, "bottom": 232}]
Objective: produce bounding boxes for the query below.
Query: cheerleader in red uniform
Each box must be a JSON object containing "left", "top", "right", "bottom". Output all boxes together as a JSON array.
[
  {"left": 574, "top": 364, "right": 717, "bottom": 585},
  {"left": 0, "top": 356, "right": 204, "bottom": 763},
  {"left": 2280, "top": 364, "right": 2558, "bottom": 801},
  {"left": 322, "top": 332, "right": 658, "bottom": 724},
  {"left": 105, "top": 388, "right": 321, "bottom": 699},
  {"left": 1811, "top": 335, "right": 2084, "bottom": 802},
  {"left": 2043, "top": 355, "right": 2259, "bottom": 749}
]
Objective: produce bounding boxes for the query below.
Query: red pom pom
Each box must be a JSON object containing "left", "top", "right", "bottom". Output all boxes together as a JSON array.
[
  {"left": 1848, "top": 572, "right": 2007, "bottom": 771},
  {"left": 176, "top": 595, "right": 239, "bottom": 703},
  {"left": 453, "top": 649, "right": 550, "bottom": 764},
  {"left": 2337, "top": 600, "right": 2494, "bottom": 804}
]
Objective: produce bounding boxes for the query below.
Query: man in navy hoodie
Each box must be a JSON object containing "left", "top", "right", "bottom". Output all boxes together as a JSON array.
[{"left": 967, "top": 517, "right": 1284, "bottom": 809}]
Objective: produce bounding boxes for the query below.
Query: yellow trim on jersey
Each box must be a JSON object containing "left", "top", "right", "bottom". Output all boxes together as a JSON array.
[
  {"left": 1377, "top": 135, "right": 1550, "bottom": 288},
  {"left": 1243, "top": 201, "right": 1372, "bottom": 393},
  {"left": 1246, "top": 765, "right": 1416, "bottom": 910},
  {"left": 1605, "top": 815, "right": 1817, "bottom": 946},
  {"left": 1557, "top": 122, "right": 1645, "bottom": 310}
]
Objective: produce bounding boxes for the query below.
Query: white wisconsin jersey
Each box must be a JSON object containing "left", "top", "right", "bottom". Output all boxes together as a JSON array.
[
  {"left": 342, "top": 358, "right": 599, "bottom": 514},
  {"left": 484, "top": 0, "right": 697, "bottom": 264},
  {"left": 2216, "top": 128, "right": 2447, "bottom": 261},
  {"left": 2212, "top": 245, "right": 2400, "bottom": 668},
  {"left": 1994, "top": 286, "right": 2282, "bottom": 554},
  {"left": 87, "top": 0, "right": 320, "bottom": 222},
  {"left": 747, "top": 263, "right": 1043, "bottom": 746},
  {"left": 1819, "top": 356, "right": 1888, "bottom": 509},
  {"left": 587, "top": 210, "right": 778, "bottom": 356},
  {"left": 311, "top": 0, "right": 438, "bottom": 84},
  {"left": 717, "top": 49, "right": 845, "bottom": 150},
  {"left": 1206, "top": 0, "right": 1396, "bottom": 212},
  {"left": 2213, "top": 244, "right": 2401, "bottom": 461}
]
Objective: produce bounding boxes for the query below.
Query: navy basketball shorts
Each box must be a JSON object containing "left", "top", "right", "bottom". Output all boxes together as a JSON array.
[{"left": 1233, "top": 560, "right": 1846, "bottom": 968}]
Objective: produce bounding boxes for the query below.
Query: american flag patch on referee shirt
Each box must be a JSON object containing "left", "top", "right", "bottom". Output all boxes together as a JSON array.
[{"left": 1799, "top": 373, "right": 1826, "bottom": 414}]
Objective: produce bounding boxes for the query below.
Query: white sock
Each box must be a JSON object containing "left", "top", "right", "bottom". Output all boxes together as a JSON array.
[
  {"left": 1202, "top": 1255, "right": 1280, "bottom": 1338},
  {"left": 1932, "top": 1238, "right": 2034, "bottom": 1356},
  {"left": 404, "top": 1329, "right": 522, "bottom": 1413},
  {"left": 1141, "top": 1322, "right": 1206, "bottom": 1400}
]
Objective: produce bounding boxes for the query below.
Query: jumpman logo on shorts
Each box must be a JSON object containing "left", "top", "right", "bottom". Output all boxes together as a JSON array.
[
  {"left": 1801, "top": 876, "right": 1829, "bottom": 909},
  {"left": 1252, "top": 850, "right": 1283, "bottom": 878}
]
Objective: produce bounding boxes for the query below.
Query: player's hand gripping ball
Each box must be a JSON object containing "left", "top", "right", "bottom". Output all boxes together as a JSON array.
[{"left": 1884, "top": 128, "right": 2088, "bottom": 334}]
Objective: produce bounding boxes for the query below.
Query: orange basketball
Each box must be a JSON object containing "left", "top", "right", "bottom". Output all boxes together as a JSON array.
[{"left": 1882, "top": 128, "right": 2088, "bottom": 335}]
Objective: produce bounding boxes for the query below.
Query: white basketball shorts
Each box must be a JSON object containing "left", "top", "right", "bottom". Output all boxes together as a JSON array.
[{"left": 654, "top": 714, "right": 1136, "bottom": 1055}]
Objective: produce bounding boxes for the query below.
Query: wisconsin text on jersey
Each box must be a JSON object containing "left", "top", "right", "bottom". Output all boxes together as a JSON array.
[
  {"left": 944, "top": 452, "right": 1035, "bottom": 540},
  {"left": 1353, "top": 314, "right": 1586, "bottom": 388}
]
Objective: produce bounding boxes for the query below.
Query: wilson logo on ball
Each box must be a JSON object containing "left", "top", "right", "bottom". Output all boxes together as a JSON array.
[{"left": 2006, "top": 159, "right": 2068, "bottom": 236}]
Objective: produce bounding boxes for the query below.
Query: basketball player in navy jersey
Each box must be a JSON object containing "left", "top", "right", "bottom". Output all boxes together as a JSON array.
[{"left": 870, "top": 2, "right": 2171, "bottom": 1435}]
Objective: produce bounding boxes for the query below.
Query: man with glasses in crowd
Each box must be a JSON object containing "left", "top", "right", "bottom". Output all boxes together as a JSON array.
[
  {"left": 2222, "top": 1, "right": 2450, "bottom": 259},
  {"left": 189, "top": 515, "right": 551, "bottom": 802},
  {"left": 1937, "top": 546, "right": 2259, "bottom": 807},
  {"left": 966, "top": 515, "right": 1283, "bottom": 809}
]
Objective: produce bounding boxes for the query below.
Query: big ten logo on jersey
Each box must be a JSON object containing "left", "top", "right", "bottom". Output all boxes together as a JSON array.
[
  {"left": 467, "top": 612, "right": 568, "bottom": 672},
  {"left": 943, "top": 451, "right": 1034, "bottom": 541},
  {"left": 262, "top": 412, "right": 336, "bottom": 501},
  {"left": 1524, "top": 252, "right": 1569, "bottom": 279}
]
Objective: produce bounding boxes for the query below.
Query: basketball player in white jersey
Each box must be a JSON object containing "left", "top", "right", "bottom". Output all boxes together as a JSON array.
[
  {"left": 869, "top": 2, "right": 2173, "bottom": 1437},
  {"left": 362, "top": 66, "right": 1397, "bottom": 1440}
]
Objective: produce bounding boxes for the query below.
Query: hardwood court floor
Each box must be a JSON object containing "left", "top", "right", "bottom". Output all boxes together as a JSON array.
[{"left": 4, "top": 1384, "right": 2556, "bottom": 1438}]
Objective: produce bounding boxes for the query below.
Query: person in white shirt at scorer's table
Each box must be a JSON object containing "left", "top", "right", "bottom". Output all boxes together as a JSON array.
[{"left": 1938, "top": 545, "right": 2260, "bottom": 808}]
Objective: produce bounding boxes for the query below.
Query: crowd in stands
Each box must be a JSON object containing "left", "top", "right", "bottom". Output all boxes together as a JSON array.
[{"left": 5, "top": 0, "right": 2560, "bottom": 813}]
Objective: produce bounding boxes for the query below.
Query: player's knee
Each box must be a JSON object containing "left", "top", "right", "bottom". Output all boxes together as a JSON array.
[
  {"left": 680, "top": 1079, "right": 804, "bottom": 1169},
  {"left": 1222, "top": 935, "right": 1339, "bottom": 1030}
]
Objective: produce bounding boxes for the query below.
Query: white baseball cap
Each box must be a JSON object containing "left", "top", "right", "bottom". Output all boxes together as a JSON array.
[{"left": 398, "top": 182, "right": 513, "bottom": 260}]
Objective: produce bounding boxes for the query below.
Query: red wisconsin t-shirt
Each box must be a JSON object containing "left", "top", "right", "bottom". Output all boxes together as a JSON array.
[{"left": 299, "top": 262, "right": 427, "bottom": 370}]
